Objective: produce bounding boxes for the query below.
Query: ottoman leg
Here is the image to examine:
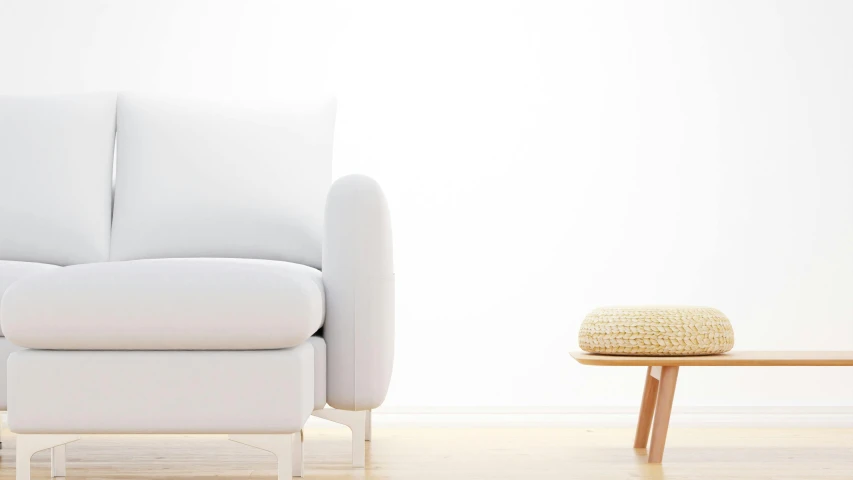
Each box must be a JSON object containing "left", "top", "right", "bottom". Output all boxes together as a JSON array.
[
  {"left": 51, "top": 445, "right": 66, "bottom": 477},
  {"left": 15, "top": 435, "right": 80, "bottom": 480},
  {"left": 648, "top": 366, "right": 679, "bottom": 463},
  {"left": 633, "top": 366, "right": 659, "bottom": 448},
  {"left": 15, "top": 450, "right": 28, "bottom": 480},
  {"left": 229, "top": 434, "right": 293, "bottom": 479}
]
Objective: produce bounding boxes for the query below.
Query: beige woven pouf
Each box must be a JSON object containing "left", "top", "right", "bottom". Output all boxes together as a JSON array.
[{"left": 579, "top": 306, "right": 734, "bottom": 356}]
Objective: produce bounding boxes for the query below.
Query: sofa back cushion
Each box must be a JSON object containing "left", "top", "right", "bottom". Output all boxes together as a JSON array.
[
  {"left": 0, "top": 93, "right": 117, "bottom": 265},
  {"left": 110, "top": 94, "right": 336, "bottom": 268}
]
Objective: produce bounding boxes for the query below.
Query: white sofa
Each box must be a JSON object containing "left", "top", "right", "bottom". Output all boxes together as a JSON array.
[{"left": 0, "top": 93, "right": 394, "bottom": 479}]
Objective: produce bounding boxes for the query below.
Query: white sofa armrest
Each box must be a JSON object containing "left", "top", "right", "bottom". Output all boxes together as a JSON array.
[{"left": 322, "top": 174, "right": 394, "bottom": 411}]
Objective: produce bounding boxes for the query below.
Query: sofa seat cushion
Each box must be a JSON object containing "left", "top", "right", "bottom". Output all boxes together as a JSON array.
[
  {"left": 0, "top": 258, "right": 324, "bottom": 350},
  {"left": 0, "top": 261, "right": 61, "bottom": 336}
]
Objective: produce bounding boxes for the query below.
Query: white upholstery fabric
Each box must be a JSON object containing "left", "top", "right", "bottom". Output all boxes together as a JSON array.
[
  {"left": 0, "top": 261, "right": 60, "bottom": 336},
  {"left": 0, "top": 337, "right": 24, "bottom": 409},
  {"left": 110, "top": 94, "right": 336, "bottom": 268},
  {"left": 306, "top": 336, "right": 327, "bottom": 410},
  {"left": 323, "top": 175, "right": 395, "bottom": 411},
  {"left": 1, "top": 258, "right": 324, "bottom": 350},
  {"left": 0, "top": 93, "right": 116, "bottom": 265},
  {"left": 7, "top": 346, "right": 313, "bottom": 433}
]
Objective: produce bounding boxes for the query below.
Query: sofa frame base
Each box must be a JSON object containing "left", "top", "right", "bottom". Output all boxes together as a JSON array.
[
  {"left": 15, "top": 433, "right": 303, "bottom": 480},
  {"left": 11, "top": 409, "right": 372, "bottom": 480}
]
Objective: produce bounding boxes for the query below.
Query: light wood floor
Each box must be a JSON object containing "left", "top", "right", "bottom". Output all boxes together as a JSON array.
[{"left": 1, "top": 427, "right": 852, "bottom": 479}]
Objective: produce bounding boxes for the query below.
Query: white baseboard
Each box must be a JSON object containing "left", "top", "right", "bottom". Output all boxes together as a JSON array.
[{"left": 306, "top": 407, "right": 853, "bottom": 428}]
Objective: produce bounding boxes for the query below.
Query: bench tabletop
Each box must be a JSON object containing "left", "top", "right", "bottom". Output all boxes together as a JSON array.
[{"left": 571, "top": 351, "right": 853, "bottom": 366}]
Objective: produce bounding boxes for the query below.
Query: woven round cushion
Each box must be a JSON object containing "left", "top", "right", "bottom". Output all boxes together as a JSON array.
[{"left": 579, "top": 306, "right": 734, "bottom": 356}]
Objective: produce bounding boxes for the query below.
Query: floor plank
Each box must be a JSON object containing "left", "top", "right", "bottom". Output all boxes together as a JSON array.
[{"left": 1, "top": 427, "right": 852, "bottom": 479}]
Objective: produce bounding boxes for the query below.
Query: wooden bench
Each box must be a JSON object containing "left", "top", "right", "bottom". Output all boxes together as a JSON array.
[{"left": 570, "top": 351, "right": 853, "bottom": 463}]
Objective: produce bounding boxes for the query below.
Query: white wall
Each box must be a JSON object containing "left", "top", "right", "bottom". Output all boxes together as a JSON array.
[{"left": 2, "top": 0, "right": 852, "bottom": 409}]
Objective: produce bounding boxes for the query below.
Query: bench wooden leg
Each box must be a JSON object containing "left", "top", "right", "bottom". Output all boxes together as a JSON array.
[
  {"left": 648, "top": 365, "right": 679, "bottom": 463},
  {"left": 633, "top": 366, "right": 660, "bottom": 448}
]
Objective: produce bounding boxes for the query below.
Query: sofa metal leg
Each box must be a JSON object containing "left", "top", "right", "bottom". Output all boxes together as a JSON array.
[
  {"left": 311, "top": 409, "right": 366, "bottom": 468},
  {"left": 365, "top": 410, "right": 372, "bottom": 441},
  {"left": 351, "top": 418, "right": 365, "bottom": 468},
  {"left": 15, "top": 435, "right": 80, "bottom": 480},
  {"left": 0, "top": 412, "right": 6, "bottom": 449},
  {"left": 229, "top": 434, "right": 293, "bottom": 479},
  {"left": 291, "top": 431, "right": 303, "bottom": 477},
  {"left": 51, "top": 445, "right": 67, "bottom": 477}
]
